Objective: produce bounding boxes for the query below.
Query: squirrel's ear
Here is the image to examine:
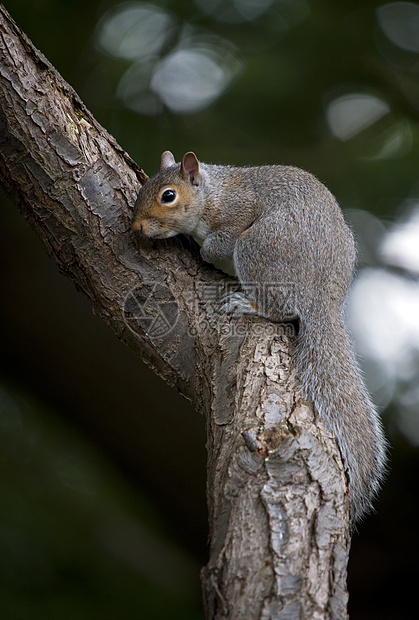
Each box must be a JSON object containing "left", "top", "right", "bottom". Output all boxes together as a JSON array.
[
  {"left": 180, "top": 152, "right": 201, "bottom": 187},
  {"left": 160, "top": 151, "right": 176, "bottom": 169}
]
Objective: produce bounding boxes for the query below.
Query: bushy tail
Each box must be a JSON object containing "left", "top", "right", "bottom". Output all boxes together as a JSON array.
[{"left": 295, "top": 309, "right": 387, "bottom": 524}]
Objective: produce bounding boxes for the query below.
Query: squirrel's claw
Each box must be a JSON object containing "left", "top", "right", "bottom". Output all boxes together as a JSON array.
[{"left": 220, "top": 292, "right": 256, "bottom": 317}]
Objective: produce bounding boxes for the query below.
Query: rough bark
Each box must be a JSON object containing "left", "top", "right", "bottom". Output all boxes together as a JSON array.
[
  {"left": 202, "top": 324, "right": 350, "bottom": 619},
  {"left": 0, "top": 6, "right": 350, "bottom": 618}
]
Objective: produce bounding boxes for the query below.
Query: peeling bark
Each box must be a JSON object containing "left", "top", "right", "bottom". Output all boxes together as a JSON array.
[
  {"left": 0, "top": 6, "right": 350, "bottom": 618},
  {"left": 202, "top": 325, "right": 349, "bottom": 619}
]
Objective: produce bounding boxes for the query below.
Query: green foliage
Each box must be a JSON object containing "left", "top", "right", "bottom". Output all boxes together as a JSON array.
[{"left": 0, "top": 383, "right": 203, "bottom": 619}]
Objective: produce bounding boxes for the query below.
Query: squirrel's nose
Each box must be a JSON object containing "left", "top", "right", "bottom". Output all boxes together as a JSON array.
[{"left": 131, "top": 219, "right": 143, "bottom": 233}]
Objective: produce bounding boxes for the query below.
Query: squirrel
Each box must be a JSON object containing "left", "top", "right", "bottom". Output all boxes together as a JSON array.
[{"left": 131, "top": 150, "right": 387, "bottom": 525}]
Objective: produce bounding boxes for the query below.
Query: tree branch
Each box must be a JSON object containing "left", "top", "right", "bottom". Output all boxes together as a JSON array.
[{"left": 0, "top": 6, "right": 350, "bottom": 618}]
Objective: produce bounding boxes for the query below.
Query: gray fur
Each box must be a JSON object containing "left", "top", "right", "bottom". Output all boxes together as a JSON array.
[{"left": 133, "top": 153, "right": 387, "bottom": 525}]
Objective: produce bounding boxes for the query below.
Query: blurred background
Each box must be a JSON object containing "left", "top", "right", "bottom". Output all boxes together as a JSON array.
[{"left": 1, "top": 0, "right": 419, "bottom": 618}]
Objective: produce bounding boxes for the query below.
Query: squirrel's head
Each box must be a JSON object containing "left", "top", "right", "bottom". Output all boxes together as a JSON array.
[{"left": 131, "top": 151, "right": 203, "bottom": 238}]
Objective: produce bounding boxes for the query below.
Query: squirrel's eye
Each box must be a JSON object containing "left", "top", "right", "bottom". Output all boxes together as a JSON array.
[{"left": 161, "top": 189, "right": 177, "bottom": 204}]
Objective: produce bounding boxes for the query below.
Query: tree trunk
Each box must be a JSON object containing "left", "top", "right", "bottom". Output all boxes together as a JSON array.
[
  {"left": 202, "top": 323, "right": 349, "bottom": 619},
  {"left": 0, "top": 6, "right": 350, "bottom": 618}
]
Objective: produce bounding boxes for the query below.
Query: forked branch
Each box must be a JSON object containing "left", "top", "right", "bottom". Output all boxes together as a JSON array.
[{"left": 0, "top": 6, "right": 350, "bottom": 618}]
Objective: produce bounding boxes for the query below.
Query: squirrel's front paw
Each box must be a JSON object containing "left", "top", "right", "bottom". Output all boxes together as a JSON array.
[
  {"left": 220, "top": 292, "right": 257, "bottom": 318},
  {"left": 200, "top": 246, "right": 214, "bottom": 264}
]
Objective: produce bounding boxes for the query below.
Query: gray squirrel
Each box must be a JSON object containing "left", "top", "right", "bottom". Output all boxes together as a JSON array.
[{"left": 132, "top": 150, "right": 387, "bottom": 525}]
